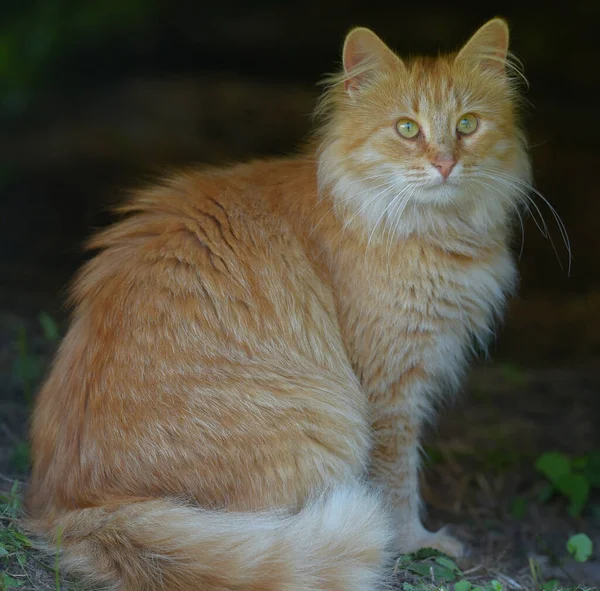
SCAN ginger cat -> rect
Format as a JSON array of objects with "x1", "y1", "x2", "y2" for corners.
[{"x1": 27, "y1": 19, "x2": 531, "y2": 591}]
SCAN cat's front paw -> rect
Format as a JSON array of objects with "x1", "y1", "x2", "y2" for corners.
[{"x1": 395, "y1": 526, "x2": 467, "y2": 558}]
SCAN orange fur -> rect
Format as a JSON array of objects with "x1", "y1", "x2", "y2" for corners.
[{"x1": 27, "y1": 19, "x2": 531, "y2": 590}]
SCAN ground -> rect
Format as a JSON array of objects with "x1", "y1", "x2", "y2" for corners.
[{"x1": 1, "y1": 309, "x2": 598, "y2": 590}]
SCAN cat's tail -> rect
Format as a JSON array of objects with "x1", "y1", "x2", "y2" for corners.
[{"x1": 28, "y1": 483, "x2": 393, "y2": 591}]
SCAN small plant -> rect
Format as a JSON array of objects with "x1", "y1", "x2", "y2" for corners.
[
  {"x1": 37, "y1": 312, "x2": 60, "y2": 344},
  {"x1": 535, "y1": 451, "x2": 600, "y2": 516},
  {"x1": 0, "y1": 481, "x2": 31, "y2": 589},
  {"x1": 396, "y1": 548, "x2": 462, "y2": 583},
  {"x1": 453, "y1": 581, "x2": 502, "y2": 591},
  {"x1": 566, "y1": 533, "x2": 593, "y2": 563},
  {"x1": 395, "y1": 549, "x2": 507, "y2": 591},
  {"x1": 528, "y1": 533, "x2": 594, "y2": 591}
]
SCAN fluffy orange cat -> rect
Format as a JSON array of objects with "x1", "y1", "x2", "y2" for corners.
[{"x1": 27, "y1": 19, "x2": 531, "y2": 590}]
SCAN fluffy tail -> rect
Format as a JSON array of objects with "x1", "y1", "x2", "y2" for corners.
[{"x1": 30, "y1": 484, "x2": 393, "y2": 591}]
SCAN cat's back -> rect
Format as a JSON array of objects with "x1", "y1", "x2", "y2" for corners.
[
  {"x1": 29, "y1": 156, "x2": 367, "y2": 513},
  {"x1": 53, "y1": 156, "x2": 338, "y2": 380},
  {"x1": 73, "y1": 157, "x2": 323, "y2": 328}
]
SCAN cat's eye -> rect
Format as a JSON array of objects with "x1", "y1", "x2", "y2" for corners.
[
  {"x1": 457, "y1": 113, "x2": 478, "y2": 136},
  {"x1": 396, "y1": 118, "x2": 420, "y2": 139}
]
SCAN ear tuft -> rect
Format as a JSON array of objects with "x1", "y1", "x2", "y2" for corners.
[
  {"x1": 456, "y1": 18, "x2": 510, "y2": 73},
  {"x1": 342, "y1": 27, "x2": 402, "y2": 93}
]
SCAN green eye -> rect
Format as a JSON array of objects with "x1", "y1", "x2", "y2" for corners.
[
  {"x1": 457, "y1": 113, "x2": 478, "y2": 135},
  {"x1": 396, "y1": 118, "x2": 420, "y2": 139}
]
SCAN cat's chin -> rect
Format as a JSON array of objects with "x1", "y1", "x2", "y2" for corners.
[{"x1": 414, "y1": 181, "x2": 465, "y2": 206}]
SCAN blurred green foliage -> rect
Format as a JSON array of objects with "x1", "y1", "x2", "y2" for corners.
[
  {"x1": 535, "y1": 451, "x2": 600, "y2": 517},
  {"x1": 0, "y1": 0, "x2": 157, "y2": 118}
]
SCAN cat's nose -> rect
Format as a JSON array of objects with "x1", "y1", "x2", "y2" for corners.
[{"x1": 432, "y1": 157, "x2": 457, "y2": 180}]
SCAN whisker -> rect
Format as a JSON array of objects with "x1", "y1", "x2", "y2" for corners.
[
  {"x1": 312, "y1": 185, "x2": 394, "y2": 260},
  {"x1": 475, "y1": 171, "x2": 549, "y2": 238},
  {"x1": 470, "y1": 177, "x2": 526, "y2": 261},
  {"x1": 366, "y1": 183, "x2": 415, "y2": 253},
  {"x1": 306, "y1": 175, "x2": 399, "y2": 236},
  {"x1": 385, "y1": 187, "x2": 416, "y2": 261},
  {"x1": 486, "y1": 168, "x2": 572, "y2": 275}
]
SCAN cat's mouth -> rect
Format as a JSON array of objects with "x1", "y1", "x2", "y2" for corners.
[
  {"x1": 413, "y1": 177, "x2": 465, "y2": 205},
  {"x1": 421, "y1": 176, "x2": 461, "y2": 191}
]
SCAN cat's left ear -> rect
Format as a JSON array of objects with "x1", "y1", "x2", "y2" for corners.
[
  {"x1": 455, "y1": 18, "x2": 510, "y2": 73},
  {"x1": 342, "y1": 28, "x2": 403, "y2": 94}
]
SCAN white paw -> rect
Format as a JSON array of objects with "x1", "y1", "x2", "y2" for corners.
[{"x1": 395, "y1": 525, "x2": 467, "y2": 558}]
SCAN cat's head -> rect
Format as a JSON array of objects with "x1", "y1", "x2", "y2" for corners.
[{"x1": 317, "y1": 19, "x2": 531, "y2": 236}]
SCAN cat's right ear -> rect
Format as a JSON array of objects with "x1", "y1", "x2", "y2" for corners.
[{"x1": 342, "y1": 28, "x2": 403, "y2": 94}]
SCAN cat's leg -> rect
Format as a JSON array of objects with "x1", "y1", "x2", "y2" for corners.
[{"x1": 369, "y1": 403, "x2": 465, "y2": 557}]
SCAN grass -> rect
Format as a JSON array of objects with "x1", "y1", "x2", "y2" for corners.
[
  {"x1": 0, "y1": 479, "x2": 50, "y2": 590},
  {"x1": 391, "y1": 546, "x2": 596, "y2": 591},
  {"x1": 0, "y1": 478, "x2": 83, "y2": 591}
]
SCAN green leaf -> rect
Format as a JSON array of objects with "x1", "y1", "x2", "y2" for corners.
[
  {"x1": 554, "y1": 473, "x2": 590, "y2": 516},
  {"x1": 537, "y1": 482, "x2": 555, "y2": 504},
  {"x1": 10, "y1": 442, "x2": 30, "y2": 473},
  {"x1": 542, "y1": 579, "x2": 559, "y2": 591},
  {"x1": 12, "y1": 353, "x2": 42, "y2": 384},
  {"x1": 435, "y1": 556, "x2": 461, "y2": 574},
  {"x1": 567, "y1": 533, "x2": 593, "y2": 562},
  {"x1": 1, "y1": 572, "x2": 25, "y2": 587},
  {"x1": 510, "y1": 496, "x2": 528, "y2": 520},
  {"x1": 454, "y1": 581, "x2": 472, "y2": 591},
  {"x1": 409, "y1": 547, "x2": 446, "y2": 560},
  {"x1": 38, "y1": 311, "x2": 60, "y2": 342},
  {"x1": 0, "y1": 544, "x2": 9, "y2": 555},
  {"x1": 10, "y1": 532, "x2": 31, "y2": 548},
  {"x1": 406, "y1": 563, "x2": 432, "y2": 577},
  {"x1": 535, "y1": 452, "x2": 571, "y2": 485},
  {"x1": 488, "y1": 581, "x2": 502, "y2": 591},
  {"x1": 583, "y1": 451, "x2": 600, "y2": 488},
  {"x1": 406, "y1": 562, "x2": 457, "y2": 581}
]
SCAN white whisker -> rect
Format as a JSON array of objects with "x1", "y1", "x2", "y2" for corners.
[
  {"x1": 470, "y1": 177, "x2": 526, "y2": 260},
  {"x1": 366, "y1": 183, "x2": 415, "y2": 254},
  {"x1": 478, "y1": 168, "x2": 572, "y2": 275}
]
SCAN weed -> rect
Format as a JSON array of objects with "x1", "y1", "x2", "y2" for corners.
[
  {"x1": 0, "y1": 481, "x2": 31, "y2": 588},
  {"x1": 566, "y1": 534, "x2": 593, "y2": 563},
  {"x1": 535, "y1": 451, "x2": 600, "y2": 516},
  {"x1": 395, "y1": 549, "x2": 511, "y2": 591}
]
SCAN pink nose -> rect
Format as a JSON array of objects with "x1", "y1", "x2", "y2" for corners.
[{"x1": 432, "y1": 157, "x2": 457, "y2": 180}]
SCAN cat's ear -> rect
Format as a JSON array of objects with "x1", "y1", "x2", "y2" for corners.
[
  {"x1": 342, "y1": 28, "x2": 403, "y2": 93},
  {"x1": 455, "y1": 18, "x2": 510, "y2": 73}
]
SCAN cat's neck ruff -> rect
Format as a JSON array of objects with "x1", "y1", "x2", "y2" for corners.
[{"x1": 317, "y1": 150, "x2": 519, "y2": 251}]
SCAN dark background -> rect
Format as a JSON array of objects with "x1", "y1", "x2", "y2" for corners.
[
  {"x1": 1, "y1": 3, "x2": 599, "y2": 586},
  {"x1": 1, "y1": 1, "x2": 598, "y2": 364}
]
